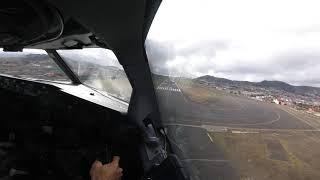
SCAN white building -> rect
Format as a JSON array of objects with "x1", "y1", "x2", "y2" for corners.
[{"x1": 273, "y1": 99, "x2": 280, "y2": 104}]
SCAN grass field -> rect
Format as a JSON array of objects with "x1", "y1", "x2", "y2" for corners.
[
  {"x1": 151, "y1": 75, "x2": 219, "y2": 104},
  {"x1": 210, "y1": 131, "x2": 320, "y2": 180},
  {"x1": 177, "y1": 80, "x2": 225, "y2": 104}
]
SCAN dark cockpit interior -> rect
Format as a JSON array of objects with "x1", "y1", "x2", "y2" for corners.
[
  {"x1": 0, "y1": 0, "x2": 189, "y2": 179},
  {"x1": 0, "y1": 75, "x2": 142, "y2": 180}
]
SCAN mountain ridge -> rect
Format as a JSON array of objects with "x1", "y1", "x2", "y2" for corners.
[{"x1": 195, "y1": 75, "x2": 320, "y2": 96}]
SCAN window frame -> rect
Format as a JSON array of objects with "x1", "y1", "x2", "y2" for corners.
[
  {"x1": 0, "y1": 48, "x2": 132, "y2": 107},
  {"x1": 46, "y1": 49, "x2": 81, "y2": 84}
]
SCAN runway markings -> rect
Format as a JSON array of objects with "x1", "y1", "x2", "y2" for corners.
[
  {"x1": 164, "y1": 123, "x2": 320, "y2": 132},
  {"x1": 279, "y1": 106, "x2": 320, "y2": 130},
  {"x1": 156, "y1": 79, "x2": 182, "y2": 92},
  {"x1": 156, "y1": 86, "x2": 181, "y2": 92},
  {"x1": 207, "y1": 133, "x2": 214, "y2": 143}
]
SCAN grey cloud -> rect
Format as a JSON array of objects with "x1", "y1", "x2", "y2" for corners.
[
  {"x1": 215, "y1": 51, "x2": 320, "y2": 76},
  {"x1": 296, "y1": 25, "x2": 320, "y2": 35},
  {"x1": 212, "y1": 51, "x2": 320, "y2": 86},
  {"x1": 215, "y1": 63, "x2": 275, "y2": 75},
  {"x1": 272, "y1": 51, "x2": 320, "y2": 70},
  {"x1": 145, "y1": 39, "x2": 229, "y2": 76},
  {"x1": 145, "y1": 40, "x2": 174, "y2": 62},
  {"x1": 145, "y1": 40, "x2": 320, "y2": 87},
  {"x1": 176, "y1": 40, "x2": 228, "y2": 58},
  {"x1": 145, "y1": 40, "x2": 174, "y2": 75}
]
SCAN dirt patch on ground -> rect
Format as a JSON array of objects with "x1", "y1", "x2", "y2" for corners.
[
  {"x1": 177, "y1": 81, "x2": 223, "y2": 104},
  {"x1": 265, "y1": 139, "x2": 288, "y2": 161}
]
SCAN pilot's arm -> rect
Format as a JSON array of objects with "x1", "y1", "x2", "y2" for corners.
[{"x1": 90, "y1": 156, "x2": 123, "y2": 180}]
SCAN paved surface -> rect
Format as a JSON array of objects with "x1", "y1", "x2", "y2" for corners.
[
  {"x1": 156, "y1": 79, "x2": 313, "y2": 129},
  {"x1": 155, "y1": 79, "x2": 319, "y2": 180}
]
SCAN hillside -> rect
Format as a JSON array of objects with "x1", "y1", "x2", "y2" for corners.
[{"x1": 195, "y1": 75, "x2": 320, "y2": 97}]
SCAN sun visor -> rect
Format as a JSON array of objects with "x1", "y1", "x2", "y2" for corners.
[{"x1": 0, "y1": 0, "x2": 63, "y2": 51}]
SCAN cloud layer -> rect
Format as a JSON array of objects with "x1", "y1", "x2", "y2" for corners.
[
  {"x1": 145, "y1": 0, "x2": 320, "y2": 87},
  {"x1": 146, "y1": 39, "x2": 320, "y2": 87}
]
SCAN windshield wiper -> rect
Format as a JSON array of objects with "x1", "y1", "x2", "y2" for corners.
[{"x1": 46, "y1": 49, "x2": 81, "y2": 85}]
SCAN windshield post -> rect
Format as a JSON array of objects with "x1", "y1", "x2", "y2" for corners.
[{"x1": 46, "y1": 49, "x2": 81, "y2": 85}]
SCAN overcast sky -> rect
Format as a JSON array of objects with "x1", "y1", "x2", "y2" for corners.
[{"x1": 145, "y1": 0, "x2": 320, "y2": 87}]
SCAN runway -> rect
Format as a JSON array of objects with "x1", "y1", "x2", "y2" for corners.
[
  {"x1": 155, "y1": 78, "x2": 320, "y2": 179},
  {"x1": 156, "y1": 79, "x2": 314, "y2": 130}
]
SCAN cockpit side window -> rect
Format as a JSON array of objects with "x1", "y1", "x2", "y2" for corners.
[
  {"x1": 57, "y1": 48, "x2": 132, "y2": 103},
  {"x1": 0, "y1": 49, "x2": 71, "y2": 83}
]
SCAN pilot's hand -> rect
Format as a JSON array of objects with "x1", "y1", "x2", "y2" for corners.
[{"x1": 90, "y1": 156, "x2": 123, "y2": 180}]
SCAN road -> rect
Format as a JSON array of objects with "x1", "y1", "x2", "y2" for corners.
[{"x1": 155, "y1": 78, "x2": 320, "y2": 180}]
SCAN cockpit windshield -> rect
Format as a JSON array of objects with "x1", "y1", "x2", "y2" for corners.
[
  {"x1": 57, "y1": 48, "x2": 132, "y2": 102},
  {"x1": 146, "y1": 0, "x2": 320, "y2": 179}
]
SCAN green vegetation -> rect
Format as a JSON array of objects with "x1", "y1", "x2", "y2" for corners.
[{"x1": 209, "y1": 132, "x2": 320, "y2": 180}]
